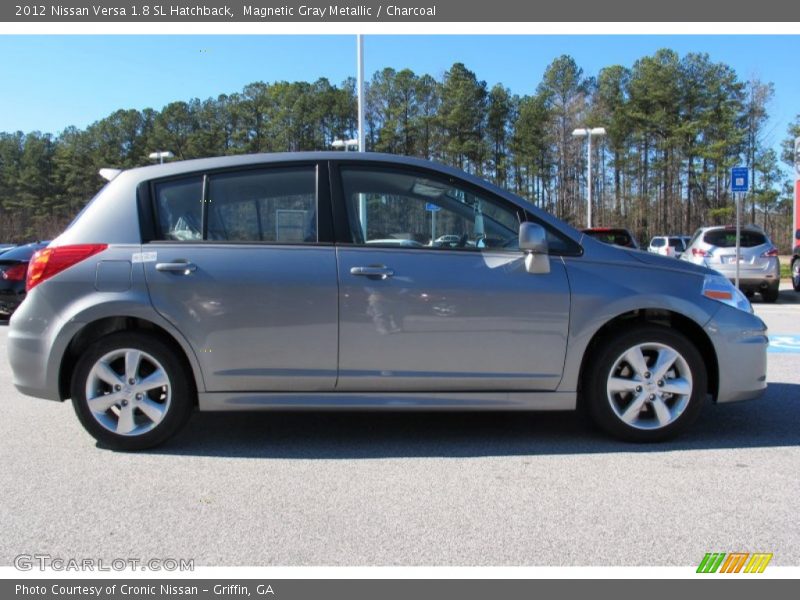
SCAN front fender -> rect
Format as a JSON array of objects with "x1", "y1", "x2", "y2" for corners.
[{"x1": 558, "y1": 258, "x2": 722, "y2": 393}]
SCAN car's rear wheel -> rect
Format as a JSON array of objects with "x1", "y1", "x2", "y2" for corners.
[
  {"x1": 71, "y1": 332, "x2": 194, "y2": 451},
  {"x1": 762, "y1": 284, "x2": 779, "y2": 303},
  {"x1": 584, "y1": 325, "x2": 707, "y2": 442},
  {"x1": 792, "y1": 259, "x2": 800, "y2": 292}
]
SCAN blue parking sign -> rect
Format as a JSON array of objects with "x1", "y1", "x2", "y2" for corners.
[{"x1": 731, "y1": 167, "x2": 749, "y2": 192}]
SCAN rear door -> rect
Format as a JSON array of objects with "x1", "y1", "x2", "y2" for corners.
[
  {"x1": 332, "y1": 163, "x2": 572, "y2": 392},
  {"x1": 142, "y1": 162, "x2": 338, "y2": 392}
]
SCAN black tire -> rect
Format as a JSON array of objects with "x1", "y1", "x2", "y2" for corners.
[
  {"x1": 792, "y1": 259, "x2": 800, "y2": 292},
  {"x1": 761, "y1": 285, "x2": 779, "y2": 303},
  {"x1": 71, "y1": 331, "x2": 195, "y2": 451},
  {"x1": 584, "y1": 325, "x2": 707, "y2": 442}
]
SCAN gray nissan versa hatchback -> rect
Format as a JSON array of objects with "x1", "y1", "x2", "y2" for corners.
[{"x1": 7, "y1": 153, "x2": 768, "y2": 450}]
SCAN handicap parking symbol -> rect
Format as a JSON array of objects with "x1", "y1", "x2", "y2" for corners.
[{"x1": 768, "y1": 335, "x2": 800, "y2": 353}]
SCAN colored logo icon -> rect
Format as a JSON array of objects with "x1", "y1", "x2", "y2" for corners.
[{"x1": 697, "y1": 552, "x2": 773, "y2": 573}]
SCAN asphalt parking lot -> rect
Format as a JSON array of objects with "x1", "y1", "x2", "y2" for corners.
[{"x1": 0, "y1": 286, "x2": 798, "y2": 567}]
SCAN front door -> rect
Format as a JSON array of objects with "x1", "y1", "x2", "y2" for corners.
[{"x1": 334, "y1": 164, "x2": 571, "y2": 392}]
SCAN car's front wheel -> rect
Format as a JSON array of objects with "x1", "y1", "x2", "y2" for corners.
[
  {"x1": 71, "y1": 332, "x2": 194, "y2": 450},
  {"x1": 584, "y1": 325, "x2": 707, "y2": 442},
  {"x1": 792, "y1": 259, "x2": 800, "y2": 292}
]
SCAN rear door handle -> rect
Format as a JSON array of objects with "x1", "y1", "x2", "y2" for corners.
[
  {"x1": 156, "y1": 261, "x2": 197, "y2": 274},
  {"x1": 350, "y1": 266, "x2": 394, "y2": 280}
]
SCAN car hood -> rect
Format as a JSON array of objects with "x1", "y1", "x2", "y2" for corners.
[
  {"x1": 578, "y1": 234, "x2": 714, "y2": 278},
  {"x1": 625, "y1": 249, "x2": 715, "y2": 276}
]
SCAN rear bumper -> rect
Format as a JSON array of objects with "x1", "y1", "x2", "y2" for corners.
[
  {"x1": 705, "y1": 305, "x2": 768, "y2": 404},
  {"x1": 0, "y1": 288, "x2": 24, "y2": 316},
  {"x1": 710, "y1": 260, "x2": 780, "y2": 290},
  {"x1": 732, "y1": 279, "x2": 779, "y2": 293},
  {"x1": 7, "y1": 292, "x2": 79, "y2": 402}
]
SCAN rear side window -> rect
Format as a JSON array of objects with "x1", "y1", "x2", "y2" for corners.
[
  {"x1": 650, "y1": 238, "x2": 665, "y2": 247},
  {"x1": 208, "y1": 168, "x2": 316, "y2": 243},
  {"x1": 152, "y1": 167, "x2": 317, "y2": 243},
  {"x1": 154, "y1": 177, "x2": 203, "y2": 241},
  {"x1": 703, "y1": 230, "x2": 767, "y2": 248}
]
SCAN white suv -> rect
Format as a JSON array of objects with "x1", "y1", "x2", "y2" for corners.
[
  {"x1": 648, "y1": 236, "x2": 687, "y2": 258},
  {"x1": 680, "y1": 225, "x2": 780, "y2": 302}
]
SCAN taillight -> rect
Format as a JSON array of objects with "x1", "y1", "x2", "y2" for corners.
[
  {"x1": 762, "y1": 247, "x2": 779, "y2": 257},
  {"x1": 1, "y1": 264, "x2": 27, "y2": 281},
  {"x1": 26, "y1": 244, "x2": 107, "y2": 292},
  {"x1": 692, "y1": 248, "x2": 706, "y2": 257}
]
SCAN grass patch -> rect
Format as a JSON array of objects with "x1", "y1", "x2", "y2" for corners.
[{"x1": 781, "y1": 262, "x2": 792, "y2": 280}]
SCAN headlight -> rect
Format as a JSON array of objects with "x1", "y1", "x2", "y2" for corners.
[{"x1": 702, "y1": 274, "x2": 752, "y2": 313}]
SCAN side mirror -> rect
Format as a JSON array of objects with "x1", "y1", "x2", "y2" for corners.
[
  {"x1": 795, "y1": 229, "x2": 800, "y2": 241},
  {"x1": 519, "y1": 222, "x2": 550, "y2": 274}
]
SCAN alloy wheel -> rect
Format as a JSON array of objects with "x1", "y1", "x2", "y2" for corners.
[
  {"x1": 605, "y1": 342, "x2": 693, "y2": 431},
  {"x1": 84, "y1": 348, "x2": 172, "y2": 436}
]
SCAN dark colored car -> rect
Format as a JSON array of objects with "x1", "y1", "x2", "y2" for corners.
[
  {"x1": 0, "y1": 242, "x2": 49, "y2": 317},
  {"x1": 581, "y1": 227, "x2": 640, "y2": 249}
]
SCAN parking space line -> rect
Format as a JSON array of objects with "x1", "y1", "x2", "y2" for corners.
[{"x1": 768, "y1": 335, "x2": 800, "y2": 353}]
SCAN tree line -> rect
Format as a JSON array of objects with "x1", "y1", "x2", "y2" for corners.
[{"x1": 1, "y1": 49, "x2": 798, "y2": 249}]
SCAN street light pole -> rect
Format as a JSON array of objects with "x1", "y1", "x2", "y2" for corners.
[
  {"x1": 357, "y1": 34, "x2": 365, "y2": 155},
  {"x1": 587, "y1": 132, "x2": 593, "y2": 229},
  {"x1": 571, "y1": 127, "x2": 606, "y2": 228}
]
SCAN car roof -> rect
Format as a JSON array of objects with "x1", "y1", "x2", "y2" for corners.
[
  {"x1": 121, "y1": 152, "x2": 478, "y2": 187},
  {"x1": 697, "y1": 225, "x2": 764, "y2": 232}
]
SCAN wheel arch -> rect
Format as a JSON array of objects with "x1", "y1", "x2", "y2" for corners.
[
  {"x1": 59, "y1": 315, "x2": 203, "y2": 403},
  {"x1": 576, "y1": 309, "x2": 719, "y2": 407}
]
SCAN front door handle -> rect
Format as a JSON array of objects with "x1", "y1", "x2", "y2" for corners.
[
  {"x1": 156, "y1": 261, "x2": 197, "y2": 275},
  {"x1": 350, "y1": 265, "x2": 394, "y2": 280}
]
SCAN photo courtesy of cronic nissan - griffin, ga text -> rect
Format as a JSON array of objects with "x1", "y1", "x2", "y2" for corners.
[{"x1": 6, "y1": 153, "x2": 768, "y2": 450}]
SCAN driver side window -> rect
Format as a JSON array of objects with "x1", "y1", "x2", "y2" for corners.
[{"x1": 340, "y1": 167, "x2": 521, "y2": 250}]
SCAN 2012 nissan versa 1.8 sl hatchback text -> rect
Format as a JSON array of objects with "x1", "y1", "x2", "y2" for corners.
[{"x1": 8, "y1": 153, "x2": 768, "y2": 450}]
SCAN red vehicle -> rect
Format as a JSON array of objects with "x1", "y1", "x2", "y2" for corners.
[{"x1": 791, "y1": 229, "x2": 800, "y2": 292}]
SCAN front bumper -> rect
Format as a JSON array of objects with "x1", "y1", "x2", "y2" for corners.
[{"x1": 705, "y1": 304, "x2": 768, "y2": 403}]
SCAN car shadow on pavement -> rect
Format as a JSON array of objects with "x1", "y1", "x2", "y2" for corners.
[{"x1": 149, "y1": 382, "x2": 800, "y2": 459}]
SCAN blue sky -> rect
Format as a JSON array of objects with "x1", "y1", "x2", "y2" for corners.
[{"x1": 1, "y1": 35, "x2": 798, "y2": 154}]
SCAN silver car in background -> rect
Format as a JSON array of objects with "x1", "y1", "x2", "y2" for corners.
[
  {"x1": 7, "y1": 153, "x2": 768, "y2": 450},
  {"x1": 680, "y1": 225, "x2": 781, "y2": 302}
]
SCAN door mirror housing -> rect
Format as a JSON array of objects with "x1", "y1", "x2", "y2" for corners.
[
  {"x1": 795, "y1": 229, "x2": 800, "y2": 241},
  {"x1": 519, "y1": 222, "x2": 550, "y2": 274}
]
